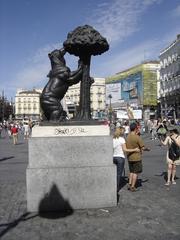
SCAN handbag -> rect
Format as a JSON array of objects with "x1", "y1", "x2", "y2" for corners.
[
  {"x1": 157, "y1": 127, "x2": 167, "y2": 135},
  {"x1": 168, "y1": 137, "x2": 180, "y2": 161}
]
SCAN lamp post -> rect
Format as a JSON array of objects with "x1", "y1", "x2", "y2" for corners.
[
  {"x1": 2, "y1": 90, "x2": 5, "y2": 122},
  {"x1": 108, "y1": 94, "x2": 112, "y2": 123}
]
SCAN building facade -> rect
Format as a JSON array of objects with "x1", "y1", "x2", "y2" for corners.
[
  {"x1": 15, "y1": 89, "x2": 42, "y2": 120},
  {"x1": 106, "y1": 61, "x2": 160, "y2": 120},
  {"x1": 159, "y1": 34, "x2": 180, "y2": 119},
  {"x1": 65, "y1": 78, "x2": 106, "y2": 119}
]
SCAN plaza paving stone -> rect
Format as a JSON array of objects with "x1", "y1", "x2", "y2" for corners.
[{"x1": 0, "y1": 131, "x2": 180, "y2": 240}]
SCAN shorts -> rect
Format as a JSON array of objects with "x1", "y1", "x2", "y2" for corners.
[
  {"x1": 166, "y1": 152, "x2": 180, "y2": 165},
  {"x1": 128, "y1": 161, "x2": 142, "y2": 174}
]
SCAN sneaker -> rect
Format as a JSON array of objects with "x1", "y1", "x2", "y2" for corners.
[
  {"x1": 165, "y1": 181, "x2": 170, "y2": 186},
  {"x1": 172, "y1": 181, "x2": 176, "y2": 185}
]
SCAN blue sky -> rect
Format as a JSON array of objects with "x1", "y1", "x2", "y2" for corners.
[{"x1": 0, "y1": 0, "x2": 180, "y2": 99}]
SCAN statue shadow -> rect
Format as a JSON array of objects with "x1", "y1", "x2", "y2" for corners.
[
  {"x1": 38, "y1": 183, "x2": 74, "y2": 219},
  {"x1": 0, "y1": 184, "x2": 74, "y2": 237}
]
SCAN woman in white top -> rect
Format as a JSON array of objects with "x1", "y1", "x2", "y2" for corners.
[
  {"x1": 161, "y1": 128, "x2": 180, "y2": 186},
  {"x1": 113, "y1": 127, "x2": 139, "y2": 192}
]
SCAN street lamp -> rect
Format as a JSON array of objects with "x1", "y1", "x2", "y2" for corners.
[
  {"x1": 2, "y1": 90, "x2": 5, "y2": 122},
  {"x1": 108, "y1": 94, "x2": 112, "y2": 123}
]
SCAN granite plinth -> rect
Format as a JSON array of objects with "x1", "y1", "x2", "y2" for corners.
[
  {"x1": 26, "y1": 125, "x2": 117, "y2": 212},
  {"x1": 39, "y1": 119, "x2": 107, "y2": 126},
  {"x1": 31, "y1": 124, "x2": 109, "y2": 137}
]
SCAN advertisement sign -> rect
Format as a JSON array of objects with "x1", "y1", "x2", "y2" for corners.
[
  {"x1": 106, "y1": 83, "x2": 121, "y2": 104},
  {"x1": 116, "y1": 109, "x2": 142, "y2": 120},
  {"x1": 121, "y1": 72, "x2": 142, "y2": 101},
  {"x1": 106, "y1": 72, "x2": 143, "y2": 106}
]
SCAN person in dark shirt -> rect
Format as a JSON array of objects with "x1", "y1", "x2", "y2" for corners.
[{"x1": 126, "y1": 122, "x2": 150, "y2": 191}]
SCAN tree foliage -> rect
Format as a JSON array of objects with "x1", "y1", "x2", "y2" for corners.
[{"x1": 63, "y1": 25, "x2": 109, "y2": 57}]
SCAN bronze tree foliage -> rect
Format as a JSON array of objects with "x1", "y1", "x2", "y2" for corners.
[{"x1": 63, "y1": 25, "x2": 109, "y2": 120}]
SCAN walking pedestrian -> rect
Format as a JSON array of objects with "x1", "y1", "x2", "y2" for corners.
[
  {"x1": 161, "y1": 128, "x2": 180, "y2": 186},
  {"x1": 151, "y1": 119, "x2": 158, "y2": 140},
  {"x1": 123, "y1": 121, "x2": 130, "y2": 138},
  {"x1": 7, "y1": 124, "x2": 12, "y2": 138},
  {"x1": 23, "y1": 122, "x2": 30, "y2": 139},
  {"x1": 28, "y1": 119, "x2": 33, "y2": 137},
  {"x1": 126, "y1": 122, "x2": 150, "y2": 192},
  {"x1": 11, "y1": 124, "x2": 18, "y2": 145},
  {"x1": 157, "y1": 120, "x2": 168, "y2": 143},
  {"x1": 113, "y1": 127, "x2": 140, "y2": 192}
]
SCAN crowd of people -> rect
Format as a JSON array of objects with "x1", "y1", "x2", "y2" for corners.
[
  {"x1": 112, "y1": 118, "x2": 180, "y2": 193},
  {"x1": 1, "y1": 116, "x2": 180, "y2": 193},
  {"x1": 0, "y1": 119, "x2": 34, "y2": 145}
]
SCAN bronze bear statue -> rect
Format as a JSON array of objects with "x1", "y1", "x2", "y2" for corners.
[{"x1": 40, "y1": 48, "x2": 83, "y2": 121}]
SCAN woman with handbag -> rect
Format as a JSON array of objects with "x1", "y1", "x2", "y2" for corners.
[{"x1": 161, "y1": 128, "x2": 180, "y2": 186}]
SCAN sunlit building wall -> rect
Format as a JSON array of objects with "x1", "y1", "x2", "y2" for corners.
[
  {"x1": 159, "y1": 34, "x2": 180, "y2": 118},
  {"x1": 15, "y1": 89, "x2": 42, "y2": 120},
  {"x1": 65, "y1": 78, "x2": 106, "y2": 118}
]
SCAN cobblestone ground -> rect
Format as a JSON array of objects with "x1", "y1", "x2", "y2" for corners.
[{"x1": 0, "y1": 131, "x2": 180, "y2": 240}]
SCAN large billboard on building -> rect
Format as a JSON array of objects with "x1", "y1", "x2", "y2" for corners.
[
  {"x1": 116, "y1": 109, "x2": 142, "y2": 119},
  {"x1": 106, "y1": 82, "x2": 121, "y2": 104},
  {"x1": 106, "y1": 72, "x2": 143, "y2": 107}
]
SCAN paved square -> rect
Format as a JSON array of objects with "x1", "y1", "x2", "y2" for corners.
[{"x1": 0, "y1": 132, "x2": 180, "y2": 240}]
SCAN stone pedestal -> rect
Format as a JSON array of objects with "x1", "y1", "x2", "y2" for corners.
[{"x1": 26, "y1": 125, "x2": 117, "y2": 212}]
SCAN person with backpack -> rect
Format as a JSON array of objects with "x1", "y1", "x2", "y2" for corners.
[
  {"x1": 161, "y1": 128, "x2": 180, "y2": 186},
  {"x1": 157, "y1": 120, "x2": 168, "y2": 143}
]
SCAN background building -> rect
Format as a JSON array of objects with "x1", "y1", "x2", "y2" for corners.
[
  {"x1": 106, "y1": 61, "x2": 160, "y2": 120},
  {"x1": 15, "y1": 89, "x2": 42, "y2": 120},
  {"x1": 159, "y1": 34, "x2": 180, "y2": 119},
  {"x1": 65, "y1": 78, "x2": 106, "y2": 119},
  {"x1": 0, "y1": 91, "x2": 14, "y2": 122}
]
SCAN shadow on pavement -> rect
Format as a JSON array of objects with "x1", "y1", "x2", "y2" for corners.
[
  {"x1": 0, "y1": 212, "x2": 38, "y2": 238},
  {"x1": 136, "y1": 178, "x2": 149, "y2": 188},
  {"x1": 38, "y1": 183, "x2": 74, "y2": 219},
  {"x1": 117, "y1": 178, "x2": 149, "y2": 203},
  {"x1": 119, "y1": 177, "x2": 149, "y2": 190},
  {"x1": 0, "y1": 156, "x2": 14, "y2": 162},
  {"x1": 15, "y1": 142, "x2": 25, "y2": 145},
  {"x1": 0, "y1": 185, "x2": 74, "y2": 237},
  {"x1": 155, "y1": 171, "x2": 168, "y2": 181},
  {"x1": 155, "y1": 171, "x2": 179, "y2": 182},
  {"x1": 119, "y1": 177, "x2": 128, "y2": 191}
]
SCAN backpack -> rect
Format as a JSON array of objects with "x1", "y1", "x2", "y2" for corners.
[
  {"x1": 168, "y1": 137, "x2": 180, "y2": 161},
  {"x1": 157, "y1": 127, "x2": 167, "y2": 135}
]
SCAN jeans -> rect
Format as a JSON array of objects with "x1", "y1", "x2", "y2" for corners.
[{"x1": 113, "y1": 157, "x2": 125, "y2": 191}]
